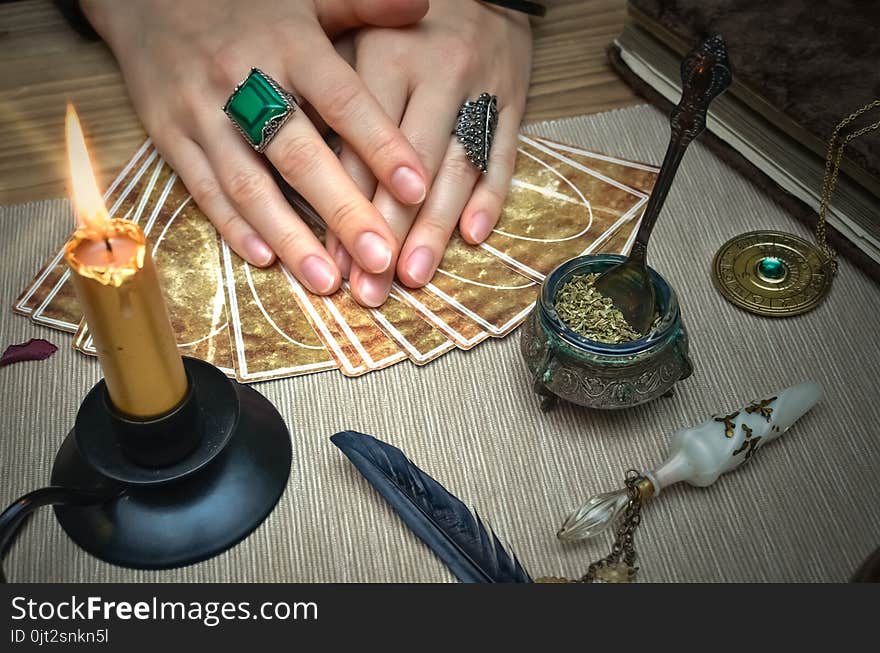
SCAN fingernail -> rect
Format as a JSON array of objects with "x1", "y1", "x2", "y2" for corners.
[
  {"x1": 243, "y1": 234, "x2": 274, "y2": 266},
  {"x1": 300, "y1": 255, "x2": 336, "y2": 294},
  {"x1": 391, "y1": 166, "x2": 427, "y2": 204},
  {"x1": 405, "y1": 246, "x2": 435, "y2": 286},
  {"x1": 354, "y1": 231, "x2": 392, "y2": 273},
  {"x1": 467, "y1": 211, "x2": 495, "y2": 243},
  {"x1": 356, "y1": 273, "x2": 391, "y2": 308},
  {"x1": 332, "y1": 243, "x2": 352, "y2": 279}
]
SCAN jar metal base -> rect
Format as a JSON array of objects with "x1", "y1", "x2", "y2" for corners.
[
  {"x1": 521, "y1": 254, "x2": 694, "y2": 411},
  {"x1": 522, "y1": 315, "x2": 692, "y2": 411}
]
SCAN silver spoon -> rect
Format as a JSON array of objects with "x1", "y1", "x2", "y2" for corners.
[{"x1": 595, "y1": 35, "x2": 732, "y2": 334}]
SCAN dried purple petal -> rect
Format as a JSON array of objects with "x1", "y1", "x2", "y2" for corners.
[{"x1": 0, "y1": 338, "x2": 58, "y2": 367}]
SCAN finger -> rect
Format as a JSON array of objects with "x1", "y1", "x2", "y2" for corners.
[
  {"x1": 339, "y1": 148, "x2": 378, "y2": 202},
  {"x1": 324, "y1": 141, "x2": 364, "y2": 280},
  {"x1": 331, "y1": 145, "x2": 373, "y2": 281},
  {"x1": 356, "y1": 44, "x2": 411, "y2": 123},
  {"x1": 324, "y1": 231, "x2": 352, "y2": 279},
  {"x1": 161, "y1": 135, "x2": 275, "y2": 266},
  {"x1": 198, "y1": 116, "x2": 340, "y2": 295},
  {"x1": 345, "y1": 187, "x2": 405, "y2": 306},
  {"x1": 260, "y1": 94, "x2": 399, "y2": 275},
  {"x1": 287, "y1": 41, "x2": 428, "y2": 205},
  {"x1": 335, "y1": 61, "x2": 410, "y2": 286},
  {"x1": 334, "y1": 33, "x2": 356, "y2": 68},
  {"x1": 460, "y1": 106, "x2": 521, "y2": 244},
  {"x1": 397, "y1": 140, "x2": 481, "y2": 288},
  {"x1": 316, "y1": 0, "x2": 429, "y2": 34},
  {"x1": 347, "y1": 88, "x2": 463, "y2": 306},
  {"x1": 301, "y1": 101, "x2": 329, "y2": 137},
  {"x1": 337, "y1": 56, "x2": 409, "y2": 201}
]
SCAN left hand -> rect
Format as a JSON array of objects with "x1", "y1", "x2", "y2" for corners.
[{"x1": 326, "y1": 1, "x2": 532, "y2": 306}]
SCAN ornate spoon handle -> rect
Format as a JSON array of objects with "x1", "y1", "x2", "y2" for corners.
[{"x1": 629, "y1": 35, "x2": 732, "y2": 264}]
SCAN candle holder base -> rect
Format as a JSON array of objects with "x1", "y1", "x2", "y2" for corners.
[{"x1": 49, "y1": 358, "x2": 291, "y2": 570}]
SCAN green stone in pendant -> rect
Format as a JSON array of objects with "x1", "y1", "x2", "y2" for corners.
[
  {"x1": 758, "y1": 256, "x2": 786, "y2": 280},
  {"x1": 224, "y1": 69, "x2": 290, "y2": 147}
]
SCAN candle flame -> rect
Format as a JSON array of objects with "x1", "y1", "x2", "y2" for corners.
[{"x1": 65, "y1": 103, "x2": 110, "y2": 237}]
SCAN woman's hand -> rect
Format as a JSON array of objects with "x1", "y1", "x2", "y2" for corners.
[
  {"x1": 81, "y1": 0, "x2": 430, "y2": 295},
  {"x1": 326, "y1": 1, "x2": 532, "y2": 306}
]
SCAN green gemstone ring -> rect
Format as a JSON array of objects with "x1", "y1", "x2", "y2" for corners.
[{"x1": 223, "y1": 68, "x2": 297, "y2": 153}]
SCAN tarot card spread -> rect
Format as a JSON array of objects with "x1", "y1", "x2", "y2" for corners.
[{"x1": 15, "y1": 136, "x2": 658, "y2": 383}]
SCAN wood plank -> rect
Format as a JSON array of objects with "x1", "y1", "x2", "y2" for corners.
[{"x1": 0, "y1": 0, "x2": 638, "y2": 204}]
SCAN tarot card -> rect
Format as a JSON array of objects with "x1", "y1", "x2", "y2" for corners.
[
  {"x1": 395, "y1": 232, "x2": 539, "y2": 341},
  {"x1": 532, "y1": 138, "x2": 658, "y2": 256},
  {"x1": 261, "y1": 217, "x2": 412, "y2": 374},
  {"x1": 281, "y1": 270, "x2": 369, "y2": 377},
  {"x1": 14, "y1": 141, "x2": 159, "y2": 320},
  {"x1": 392, "y1": 281, "x2": 489, "y2": 350},
  {"x1": 283, "y1": 271, "x2": 406, "y2": 377},
  {"x1": 529, "y1": 136, "x2": 659, "y2": 195},
  {"x1": 275, "y1": 182, "x2": 456, "y2": 364},
  {"x1": 477, "y1": 134, "x2": 656, "y2": 281},
  {"x1": 322, "y1": 284, "x2": 408, "y2": 372},
  {"x1": 368, "y1": 291, "x2": 454, "y2": 365},
  {"x1": 220, "y1": 241, "x2": 337, "y2": 382}
]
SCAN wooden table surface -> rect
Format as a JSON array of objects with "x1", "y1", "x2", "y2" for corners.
[{"x1": 0, "y1": 0, "x2": 639, "y2": 205}]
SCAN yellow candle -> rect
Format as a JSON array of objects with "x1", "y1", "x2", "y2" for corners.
[{"x1": 63, "y1": 104, "x2": 187, "y2": 418}]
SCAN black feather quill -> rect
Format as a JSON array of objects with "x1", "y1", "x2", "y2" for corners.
[{"x1": 330, "y1": 431, "x2": 532, "y2": 583}]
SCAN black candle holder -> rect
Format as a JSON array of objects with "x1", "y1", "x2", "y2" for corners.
[{"x1": 3, "y1": 357, "x2": 291, "y2": 574}]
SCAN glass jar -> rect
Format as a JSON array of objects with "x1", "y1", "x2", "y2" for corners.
[{"x1": 520, "y1": 254, "x2": 693, "y2": 411}]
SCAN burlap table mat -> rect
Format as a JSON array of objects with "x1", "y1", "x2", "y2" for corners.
[{"x1": 2, "y1": 105, "x2": 878, "y2": 583}]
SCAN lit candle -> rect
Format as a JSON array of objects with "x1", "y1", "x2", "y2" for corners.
[{"x1": 63, "y1": 104, "x2": 187, "y2": 418}]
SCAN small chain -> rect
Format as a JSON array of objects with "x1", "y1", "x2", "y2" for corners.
[
  {"x1": 580, "y1": 470, "x2": 644, "y2": 583},
  {"x1": 816, "y1": 99, "x2": 880, "y2": 273}
]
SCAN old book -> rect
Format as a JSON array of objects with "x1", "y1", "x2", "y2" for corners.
[{"x1": 610, "y1": 0, "x2": 880, "y2": 280}]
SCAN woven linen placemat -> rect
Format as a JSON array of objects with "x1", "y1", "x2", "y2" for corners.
[{"x1": 2, "y1": 105, "x2": 879, "y2": 582}]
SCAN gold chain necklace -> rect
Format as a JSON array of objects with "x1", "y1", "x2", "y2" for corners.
[{"x1": 815, "y1": 99, "x2": 880, "y2": 272}]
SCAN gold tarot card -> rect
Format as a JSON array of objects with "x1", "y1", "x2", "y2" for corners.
[
  {"x1": 220, "y1": 240, "x2": 337, "y2": 382},
  {"x1": 368, "y1": 291, "x2": 454, "y2": 365},
  {"x1": 283, "y1": 222, "x2": 414, "y2": 373},
  {"x1": 478, "y1": 135, "x2": 657, "y2": 281},
  {"x1": 395, "y1": 232, "x2": 539, "y2": 340},
  {"x1": 282, "y1": 270, "x2": 370, "y2": 377},
  {"x1": 392, "y1": 281, "x2": 489, "y2": 350},
  {"x1": 528, "y1": 136, "x2": 658, "y2": 194},
  {"x1": 283, "y1": 270, "x2": 406, "y2": 377}
]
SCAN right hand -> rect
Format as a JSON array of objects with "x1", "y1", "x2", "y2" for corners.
[{"x1": 81, "y1": 0, "x2": 430, "y2": 295}]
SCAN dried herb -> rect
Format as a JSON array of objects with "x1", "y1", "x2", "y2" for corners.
[
  {"x1": 0, "y1": 338, "x2": 58, "y2": 367},
  {"x1": 554, "y1": 274, "x2": 657, "y2": 344}
]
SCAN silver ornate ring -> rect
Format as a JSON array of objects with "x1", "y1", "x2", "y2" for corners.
[
  {"x1": 454, "y1": 93, "x2": 498, "y2": 173},
  {"x1": 223, "y1": 68, "x2": 298, "y2": 153}
]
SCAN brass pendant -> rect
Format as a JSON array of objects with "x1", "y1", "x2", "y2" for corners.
[{"x1": 712, "y1": 230, "x2": 834, "y2": 317}]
